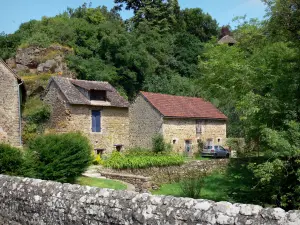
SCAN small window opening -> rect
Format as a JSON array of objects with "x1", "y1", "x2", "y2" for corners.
[
  {"x1": 90, "y1": 90, "x2": 106, "y2": 101},
  {"x1": 114, "y1": 144, "x2": 123, "y2": 152},
  {"x1": 94, "y1": 148, "x2": 105, "y2": 156}
]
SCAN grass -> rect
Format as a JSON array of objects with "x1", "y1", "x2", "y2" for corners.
[
  {"x1": 151, "y1": 171, "x2": 231, "y2": 202},
  {"x1": 76, "y1": 176, "x2": 127, "y2": 190}
]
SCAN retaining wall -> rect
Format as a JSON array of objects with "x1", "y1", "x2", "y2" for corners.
[
  {"x1": 0, "y1": 174, "x2": 299, "y2": 225},
  {"x1": 100, "y1": 159, "x2": 229, "y2": 186}
]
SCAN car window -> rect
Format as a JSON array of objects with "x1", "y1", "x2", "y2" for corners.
[
  {"x1": 214, "y1": 146, "x2": 219, "y2": 150},
  {"x1": 219, "y1": 146, "x2": 225, "y2": 151}
]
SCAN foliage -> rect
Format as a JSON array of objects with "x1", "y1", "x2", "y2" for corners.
[
  {"x1": 103, "y1": 151, "x2": 184, "y2": 169},
  {"x1": 179, "y1": 172, "x2": 206, "y2": 198},
  {"x1": 226, "y1": 138, "x2": 245, "y2": 157},
  {"x1": 22, "y1": 132, "x2": 92, "y2": 183},
  {"x1": 0, "y1": 144, "x2": 23, "y2": 175},
  {"x1": 152, "y1": 134, "x2": 172, "y2": 154},
  {"x1": 124, "y1": 147, "x2": 154, "y2": 156},
  {"x1": 92, "y1": 154, "x2": 104, "y2": 165},
  {"x1": 76, "y1": 176, "x2": 127, "y2": 190},
  {"x1": 22, "y1": 96, "x2": 51, "y2": 144},
  {"x1": 197, "y1": 139, "x2": 204, "y2": 157},
  {"x1": 0, "y1": 2, "x2": 217, "y2": 100}
]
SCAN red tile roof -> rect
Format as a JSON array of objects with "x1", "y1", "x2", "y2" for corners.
[{"x1": 140, "y1": 91, "x2": 227, "y2": 120}]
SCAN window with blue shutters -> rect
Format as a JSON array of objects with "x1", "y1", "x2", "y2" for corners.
[{"x1": 92, "y1": 110, "x2": 101, "y2": 132}]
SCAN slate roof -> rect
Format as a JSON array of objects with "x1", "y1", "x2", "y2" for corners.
[
  {"x1": 49, "y1": 77, "x2": 129, "y2": 107},
  {"x1": 140, "y1": 91, "x2": 227, "y2": 120},
  {"x1": 218, "y1": 35, "x2": 237, "y2": 44}
]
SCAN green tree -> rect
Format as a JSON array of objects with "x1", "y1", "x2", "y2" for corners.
[{"x1": 180, "y1": 8, "x2": 218, "y2": 42}]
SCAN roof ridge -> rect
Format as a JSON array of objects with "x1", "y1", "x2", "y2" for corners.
[
  {"x1": 140, "y1": 91, "x2": 207, "y2": 101},
  {"x1": 0, "y1": 58, "x2": 23, "y2": 81}
]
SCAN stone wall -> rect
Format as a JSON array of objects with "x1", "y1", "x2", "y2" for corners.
[
  {"x1": 44, "y1": 81, "x2": 129, "y2": 153},
  {"x1": 100, "y1": 159, "x2": 229, "y2": 185},
  {"x1": 0, "y1": 63, "x2": 21, "y2": 147},
  {"x1": 99, "y1": 171, "x2": 151, "y2": 192},
  {"x1": 129, "y1": 94, "x2": 163, "y2": 149},
  {"x1": 163, "y1": 118, "x2": 227, "y2": 154},
  {"x1": 0, "y1": 174, "x2": 299, "y2": 225}
]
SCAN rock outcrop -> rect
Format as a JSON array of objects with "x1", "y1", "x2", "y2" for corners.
[{"x1": 6, "y1": 44, "x2": 74, "y2": 77}]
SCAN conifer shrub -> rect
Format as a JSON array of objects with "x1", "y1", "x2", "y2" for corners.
[
  {"x1": 0, "y1": 143, "x2": 23, "y2": 175},
  {"x1": 23, "y1": 132, "x2": 92, "y2": 183},
  {"x1": 152, "y1": 134, "x2": 172, "y2": 154}
]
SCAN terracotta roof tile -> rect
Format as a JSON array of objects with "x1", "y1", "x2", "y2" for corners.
[{"x1": 141, "y1": 91, "x2": 227, "y2": 120}]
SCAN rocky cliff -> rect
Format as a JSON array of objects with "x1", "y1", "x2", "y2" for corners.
[{"x1": 6, "y1": 44, "x2": 74, "y2": 77}]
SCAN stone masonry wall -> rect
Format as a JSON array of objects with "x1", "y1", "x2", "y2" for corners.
[
  {"x1": 0, "y1": 174, "x2": 300, "y2": 225},
  {"x1": 44, "y1": 81, "x2": 129, "y2": 153},
  {"x1": 163, "y1": 118, "x2": 227, "y2": 154},
  {"x1": 100, "y1": 159, "x2": 229, "y2": 186},
  {"x1": 99, "y1": 171, "x2": 151, "y2": 192},
  {"x1": 129, "y1": 94, "x2": 163, "y2": 149},
  {"x1": 0, "y1": 63, "x2": 21, "y2": 147}
]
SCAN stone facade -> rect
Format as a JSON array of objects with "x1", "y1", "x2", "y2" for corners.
[
  {"x1": 130, "y1": 94, "x2": 227, "y2": 153},
  {"x1": 0, "y1": 61, "x2": 23, "y2": 147},
  {"x1": 44, "y1": 81, "x2": 129, "y2": 153},
  {"x1": 164, "y1": 118, "x2": 227, "y2": 154},
  {"x1": 0, "y1": 174, "x2": 300, "y2": 225},
  {"x1": 129, "y1": 95, "x2": 163, "y2": 149}
]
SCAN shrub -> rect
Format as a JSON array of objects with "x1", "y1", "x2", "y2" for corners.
[
  {"x1": 0, "y1": 144, "x2": 23, "y2": 175},
  {"x1": 23, "y1": 132, "x2": 92, "y2": 183},
  {"x1": 124, "y1": 147, "x2": 154, "y2": 156},
  {"x1": 23, "y1": 97, "x2": 51, "y2": 123},
  {"x1": 92, "y1": 154, "x2": 104, "y2": 165},
  {"x1": 152, "y1": 134, "x2": 172, "y2": 154},
  {"x1": 179, "y1": 172, "x2": 206, "y2": 199},
  {"x1": 103, "y1": 151, "x2": 184, "y2": 169}
]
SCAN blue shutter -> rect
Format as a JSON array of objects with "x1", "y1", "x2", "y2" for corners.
[{"x1": 92, "y1": 110, "x2": 101, "y2": 132}]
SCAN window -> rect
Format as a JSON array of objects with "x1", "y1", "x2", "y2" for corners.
[
  {"x1": 196, "y1": 120, "x2": 204, "y2": 134},
  {"x1": 92, "y1": 110, "x2": 101, "y2": 132},
  {"x1": 90, "y1": 90, "x2": 106, "y2": 101}
]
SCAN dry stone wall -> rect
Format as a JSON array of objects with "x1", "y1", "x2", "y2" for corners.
[
  {"x1": 100, "y1": 159, "x2": 229, "y2": 186},
  {"x1": 0, "y1": 174, "x2": 299, "y2": 225},
  {"x1": 0, "y1": 63, "x2": 21, "y2": 147},
  {"x1": 129, "y1": 94, "x2": 164, "y2": 149}
]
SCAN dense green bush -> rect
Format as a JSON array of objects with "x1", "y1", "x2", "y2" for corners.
[
  {"x1": 152, "y1": 134, "x2": 172, "y2": 154},
  {"x1": 0, "y1": 144, "x2": 23, "y2": 175},
  {"x1": 22, "y1": 132, "x2": 92, "y2": 183},
  {"x1": 103, "y1": 151, "x2": 184, "y2": 169}
]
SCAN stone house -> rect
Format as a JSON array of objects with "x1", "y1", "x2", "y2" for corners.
[
  {"x1": 0, "y1": 59, "x2": 26, "y2": 147},
  {"x1": 44, "y1": 77, "x2": 129, "y2": 153},
  {"x1": 129, "y1": 92, "x2": 227, "y2": 154}
]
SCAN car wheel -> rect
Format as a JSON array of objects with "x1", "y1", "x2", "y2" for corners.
[
  {"x1": 214, "y1": 153, "x2": 217, "y2": 159},
  {"x1": 226, "y1": 153, "x2": 230, "y2": 158}
]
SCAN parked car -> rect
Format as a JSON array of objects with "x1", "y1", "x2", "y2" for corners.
[{"x1": 201, "y1": 145, "x2": 230, "y2": 158}]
